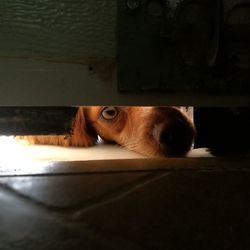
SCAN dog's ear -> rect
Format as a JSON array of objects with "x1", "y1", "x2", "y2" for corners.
[
  {"x1": 16, "y1": 107, "x2": 98, "y2": 147},
  {"x1": 69, "y1": 107, "x2": 98, "y2": 147}
]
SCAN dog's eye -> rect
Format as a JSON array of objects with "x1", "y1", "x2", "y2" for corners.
[{"x1": 101, "y1": 107, "x2": 119, "y2": 120}]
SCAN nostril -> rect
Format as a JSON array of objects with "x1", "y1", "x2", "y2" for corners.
[
  {"x1": 159, "y1": 120, "x2": 194, "y2": 156},
  {"x1": 160, "y1": 122, "x2": 183, "y2": 146},
  {"x1": 160, "y1": 129, "x2": 175, "y2": 146}
]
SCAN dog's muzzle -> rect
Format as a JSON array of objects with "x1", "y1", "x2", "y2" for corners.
[{"x1": 159, "y1": 116, "x2": 195, "y2": 157}]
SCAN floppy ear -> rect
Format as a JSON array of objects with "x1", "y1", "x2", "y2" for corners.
[
  {"x1": 68, "y1": 107, "x2": 98, "y2": 147},
  {"x1": 16, "y1": 107, "x2": 98, "y2": 147}
]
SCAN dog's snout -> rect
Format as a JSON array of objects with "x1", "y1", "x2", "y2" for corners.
[
  {"x1": 160, "y1": 124, "x2": 179, "y2": 146},
  {"x1": 160, "y1": 119, "x2": 194, "y2": 157},
  {"x1": 160, "y1": 121, "x2": 184, "y2": 148}
]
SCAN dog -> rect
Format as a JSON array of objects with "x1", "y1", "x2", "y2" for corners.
[{"x1": 19, "y1": 106, "x2": 195, "y2": 157}]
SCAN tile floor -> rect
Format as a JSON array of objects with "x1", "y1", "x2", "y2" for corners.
[{"x1": 0, "y1": 142, "x2": 249, "y2": 250}]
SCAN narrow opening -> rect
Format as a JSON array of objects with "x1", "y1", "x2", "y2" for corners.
[{"x1": 0, "y1": 106, "x2": 249, "y2": 175}]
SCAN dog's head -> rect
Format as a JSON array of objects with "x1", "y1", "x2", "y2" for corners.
[
  {"x1": 19, "y1": 106, "x2": 195, "y2": 157},
  {"x1": 84, "y1": 106, "x2": 195, "y2": 157}
]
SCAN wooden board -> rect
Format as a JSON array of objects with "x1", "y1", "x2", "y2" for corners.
[
  {"x1": 0, "y1": 0, "x2": 248, "y2": 106},
  {"x1": 0, "y1": 0, "x2": 116, "y2": 60},
  {"x1": 0, "y1": 107, "x2": 77, "y2": 135}
]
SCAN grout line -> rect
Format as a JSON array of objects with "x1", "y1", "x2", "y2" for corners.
[{"x1": 72, "y1": 172, "x2": 170, "y2": 219}]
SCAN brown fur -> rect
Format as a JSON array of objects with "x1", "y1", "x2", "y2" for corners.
[{"x1": 18, "y1": 106, "x2": 195, "y2": 157}]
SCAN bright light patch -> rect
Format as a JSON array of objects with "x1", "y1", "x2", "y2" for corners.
[
  {"x1": 0, "y1": 136, "x2": 211, "y2": 174},
  {"x1": 0, "y1": 136, "x2": 53, "y2": 173},
  {"x1": 0, "y1": 136, "x2": 146, "y2": 174}
]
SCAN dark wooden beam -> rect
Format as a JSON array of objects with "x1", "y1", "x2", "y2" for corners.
[{"x1": 0, "y1": 107, "x2": 78, "y2": 135}]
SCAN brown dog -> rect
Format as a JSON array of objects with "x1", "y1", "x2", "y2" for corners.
[{"x1": 20, "y1": 106, "x2": 195, "y2": 157}]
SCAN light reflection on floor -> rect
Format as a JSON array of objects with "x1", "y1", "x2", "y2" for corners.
[
  {"x1": 0, "y1": 136, "x2": 147, "y2": 172},
  {"x1": 0, "y1": 136, "x2": 54, "y2": 173},
  {"x1": 0, "y1": 136, "x2": 212, "y2": 174}
]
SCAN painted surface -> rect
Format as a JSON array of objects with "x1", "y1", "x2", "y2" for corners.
[
  {"x1": 0, "y1": 0, "x2": 116, "y2": 60},
  {"x1": 0, "y1": 0, "x2": 248, "y2": 106}
]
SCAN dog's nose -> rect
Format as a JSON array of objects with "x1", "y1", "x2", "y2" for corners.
[
  {"x1": 160, "y1": 120, "x2": 194, "y2": 157},
  {"x1": 160, "y1": 121, "x2": 183, "y2": 151}
]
